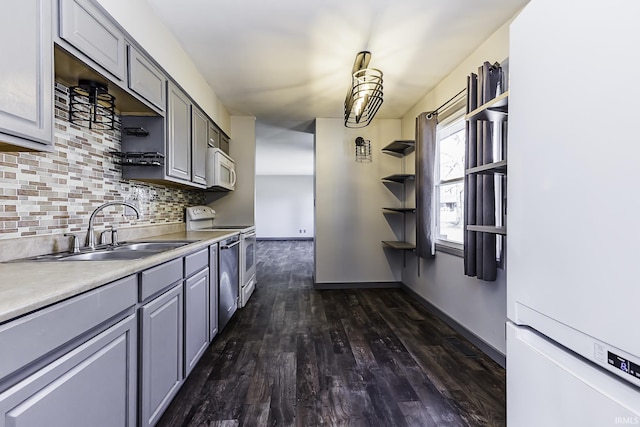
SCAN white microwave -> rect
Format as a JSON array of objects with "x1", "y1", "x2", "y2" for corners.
[{"x1": 206, "y1": 147, "x2": 236, "y2": 191}]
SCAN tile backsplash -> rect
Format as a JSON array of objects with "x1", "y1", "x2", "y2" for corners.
[{"x1": 0, "y1": 83, "x2": 204, "y2": 239}]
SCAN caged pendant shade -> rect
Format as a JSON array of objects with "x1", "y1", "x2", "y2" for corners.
[
  {"x1": 344, "y1": 51, "x2": 383, "y2": 128},
  {"x1": 69, "y1": 79, "x2": 116, "y2": 131}
]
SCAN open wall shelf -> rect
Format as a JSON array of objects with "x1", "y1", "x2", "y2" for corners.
[
  {"x1": 382, "y1": 174, "x2": 415, "y2": 183},
  {"x1": 382, "y1": 207, "x2": 416, "y2": 213},
  {"x1": 465, "y1": 160, "x2": 507, "y2": 175},
  {"x1": 466, "y1": 225, "x2": 507, "y2": 235},
  {"x1": 382, "y1": 140, "x2": 415, "y2": 156},
  {"x1": 382, "y1": 241, "x2": 416, "y2": 251},
  {"x1": 466, "y1": 91, "x2": 509, "y2": 122}
]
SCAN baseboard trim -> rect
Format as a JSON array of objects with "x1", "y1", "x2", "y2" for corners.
[
  {"x1": 400, "y1": 283, "x2": 506, "y2": 368},
  {"x1": 314, "y1": 281, "x2": 402, "y2": 290},
  {"x1": 257, "y1": 237, "x2": 314, "y2": 241}
]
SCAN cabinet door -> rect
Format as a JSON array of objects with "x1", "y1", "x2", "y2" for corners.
[
  {"x1": 220, "y1": 133, "x2": 230, "y2": 155},
  {"x1": 128, "y1": 46, "x2": 166, "y2": 112},
  {"x1": 209, "y1": 244, "x2": 219, "y2": 340},
  {"x1": 184, "y1": 268, "x2": 209, "y2": 376},
  {"x1": 208, "y1": 122, "x2": 220, "y2": 149},
  {"x1": 166, "y1": 82, "x2": 192, "y2": 182},
  {"x1": 140, "y1": 284, "x2": 183, "y2": 427},
  {"x1": 58, "y1": 0, "x2": 126, "y2": 81},
  {"x1": 0, "y1": 0, "x2": 52, "y2": 150},
  {"x1": 0, "y1": 314, "x2": 137, "y2": 427},
  {"x1": 191, "y1": 107, "x2": 208, "y2": 186}
]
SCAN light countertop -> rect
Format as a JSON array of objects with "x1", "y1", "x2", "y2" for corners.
[{"x1": 0, "y1": 230, "x2": 237, "y2": 324}]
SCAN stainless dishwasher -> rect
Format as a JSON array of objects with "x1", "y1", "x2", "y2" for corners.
[{"x1": 219, "y1": 235, "x2": 240, "y2": 331}]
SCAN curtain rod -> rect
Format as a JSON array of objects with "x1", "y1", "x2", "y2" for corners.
[{"x1": 433, "y1": 88, "x2": 466, "y2": 114}]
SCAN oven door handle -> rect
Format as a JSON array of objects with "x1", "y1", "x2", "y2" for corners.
[
  {"x1": 244, "y1": 231, "x2": 256, "y2": 239},
  {"x1": 220, "y1": 240, "x2": 241, "y2": 249}
]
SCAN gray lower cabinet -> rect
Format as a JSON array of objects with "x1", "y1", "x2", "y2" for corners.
[
  {"x1": 58, "y1": 0, "x2": 127, "y2": 81},
  {"x1": 166, "y1": 82, "x2": 192, "y2": 183},
  {"x1": 0, "y1": 0, "x2": 53, "y2": 151},
  {"x1": 0, "y1": 314, "x2": 137, "y2": 427},
  {"x1": 184, "y1": 268, "x2": 210, "y2": 376},
  {"x1": 192, "y1": 106, "x2": 209, "y2": 186},
  {"x1": 139, "y1": 283, "x2": 184, "y2": 427},
  {"x1": 209, "y1": 243, "x2": 219, "y2": 340}
]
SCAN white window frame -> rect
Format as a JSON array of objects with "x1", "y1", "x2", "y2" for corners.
[{"x1": 435, "y1": 109, "x2": 466, "y2": 256}]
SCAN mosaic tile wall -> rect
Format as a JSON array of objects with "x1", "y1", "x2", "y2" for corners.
[{"x1": 0, "y1": 83, "x2": 205, "y2": 238}]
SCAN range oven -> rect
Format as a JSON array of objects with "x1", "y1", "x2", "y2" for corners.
[{"x1": 185, "y1": 206, "x2": 256, "y2": 308}]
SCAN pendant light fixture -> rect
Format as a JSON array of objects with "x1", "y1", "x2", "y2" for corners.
[
  {"x1": 344, "y1": 51, "x2": 383, "y2": 128},
  {"x1": 69, "y1": 79, "x2": 116, "y2": 131}
]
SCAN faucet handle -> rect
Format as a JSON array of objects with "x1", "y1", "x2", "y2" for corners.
[
  {"x1": 99, "y1": 228, "x2": 110, "y2": 245},
  {"x1": 64, "y1": 233, "x2": 81, "y2": 253},
  {"x1": 111, "y1": 227, "x2": 119, "y2": 246}
]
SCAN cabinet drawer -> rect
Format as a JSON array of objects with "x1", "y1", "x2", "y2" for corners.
[
  {"x1": 58, "y1": 0, "x2": 127, "y2": 81},
  {"x1": 185, "y1": 248, "x2": 208, "y2": 278},
  {"x1": 139, "y1": 258, "x2": 183, "y2": 302},
  {"x1": 0, "y1": 275, "x2": 136, "y2": 381},
  {"x1": 128, "y1": 46, "x2": 166, "y2": 111}
]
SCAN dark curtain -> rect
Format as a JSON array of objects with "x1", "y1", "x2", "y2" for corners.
[
  {"x1": 415, "y1": 112, "x2": 437, "y2": 259},
  {"x1": 464, "y1": 62, "x2": 502, "y2": 281}
]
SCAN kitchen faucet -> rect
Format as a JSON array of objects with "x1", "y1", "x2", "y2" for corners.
[{"x1": 86, "y1": 201, "x2": 141, "y2": 249}]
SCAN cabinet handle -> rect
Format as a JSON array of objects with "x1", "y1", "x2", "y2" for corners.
[{"x1": 220, "y1": 241, "x2": 240, "y2": 249}]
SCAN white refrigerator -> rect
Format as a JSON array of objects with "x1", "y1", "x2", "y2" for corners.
[{"x1": 507, "y1": 0, "x2": 640, "y2": 425}]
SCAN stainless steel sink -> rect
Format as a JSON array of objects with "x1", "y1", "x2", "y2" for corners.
[
  {"x1": 14, "y1": 240, "x2": 195, "y2": 262},
  {"x1": 115, "y1": 241, "x2": 192, "y2": 251},
  {"x1": 59, "y1": 250, "x2": 160, "y2": 261}
]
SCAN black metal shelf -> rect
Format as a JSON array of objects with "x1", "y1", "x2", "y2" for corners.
[
  {"x1": 382, "y1": 207, "x2": 416, "y2": 213},
  {"x1": 111, "y1": 151, "x2": 164, "y2": 166},
  {"x1": 382, "y1": 174, "x2": 415, "y2": 183},
  {"x1": 382, "y1": 140, "x2": 415, "y2": 157},
  {"x1": 382, "y1": 241, "x2": 416, "y2": 250},
  {"x1": 465, "y1": 160, "x2": 507, "y2": 175}
]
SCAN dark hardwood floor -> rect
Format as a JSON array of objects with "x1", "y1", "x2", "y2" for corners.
[{"x1": 158, "y1": 240, "x2": 506, "y2": 427}]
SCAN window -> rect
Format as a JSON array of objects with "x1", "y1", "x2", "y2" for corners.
[{"x1": 435, "y1": 111, "x2": 466, "y2": 252}]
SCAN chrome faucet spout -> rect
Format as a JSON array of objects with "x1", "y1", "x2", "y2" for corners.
[{"x1": 86, "y1": 202, "x2": 141, "y2": 249}]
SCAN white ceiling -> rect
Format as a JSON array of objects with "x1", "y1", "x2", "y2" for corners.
[{"x1": 145, "y1": 0, "x2": 527, "y2": 124}]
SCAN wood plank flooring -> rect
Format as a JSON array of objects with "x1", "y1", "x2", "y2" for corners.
[{"x1": 158, "y1": 240, "x2": 506, "y2": 427}]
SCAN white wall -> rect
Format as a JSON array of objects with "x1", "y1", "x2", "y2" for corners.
[
  {"x1": 95, "y1": 0, "x2": 231, "y2": 134},
  {"x1": 254, "y1": 121, "x2": 315, "y2": 238},
  {"x1": 399, "y1": 17, "x2": 517, "y2": 357},
  {"x1": 315, "y1": 118, "x2": 403, "y2": 284},
  {"x1": 206, "y1": 116, "x2": 256, "y2": 225},
  {"x1": 255, "y1": 121, "x2": 314, "y2": 176},
  {"x1": 255, "y1": 175, "x2": 314, "y2": 239}
]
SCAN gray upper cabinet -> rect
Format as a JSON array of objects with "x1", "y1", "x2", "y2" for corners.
[
  {"x1": 59, "y1": 0, "x2": 127, "y2": 81},
  {"x1": 128, "y1": 46, "x2": 166, "y2": 112},
  {"x1": 0, "y1": 0, "x2": 53, "y2": 151},
  {"x1": 166, "y1": 82, "x2": 192, "y2": 183},
  {"x1": 208, "y1": 122, "x2": 220, "y2": 149},
  {"x1": 220, "y1": 133, "x2": 230, "y2": 155},
  {"x1": 192, "y1": 106, "x2": 209, "y2": 186}
]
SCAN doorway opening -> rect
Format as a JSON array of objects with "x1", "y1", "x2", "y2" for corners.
[{"x1": 254, "y1": 120, "x2": 316, "y2": 277}]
